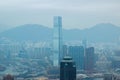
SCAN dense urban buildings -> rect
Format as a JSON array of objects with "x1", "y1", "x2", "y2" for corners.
[
  {"x1": 103, "y1": 74, "x2": 113, "y2": 80},
  {"x1": 3, "y1": 74, "x2": 14, "y2": 80},
  {"x1": 60, "y1": 56, "x2": 76, "y2": 80}
]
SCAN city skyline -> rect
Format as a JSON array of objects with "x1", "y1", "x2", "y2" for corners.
[
  {"x1": 0, "y1": 0, "x2": 120, "y2": 29},
  {"x1": 0, "y1": 0, "x2": 120, "y2": 79}
]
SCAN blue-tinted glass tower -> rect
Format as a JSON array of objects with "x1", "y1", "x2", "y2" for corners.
[
  {"x1": 68, "y1": 46, "x2": 84, "y2": 70},
  {"x1": 53, "y1": 16, "x2": 63, "y2": 66}
]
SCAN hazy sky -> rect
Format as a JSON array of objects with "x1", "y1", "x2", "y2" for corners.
[{"x1": 0, "y1": 0, "x2": 120, "y2": 29}]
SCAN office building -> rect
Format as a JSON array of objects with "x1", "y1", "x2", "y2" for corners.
[
  {"x1": 82, "y1": 40, "x2": 87, "y2": 49},
  {"x1": 60, "y1": 56, "x2": 76, "y2": 80},
  {"x1": 85, "y1": 47, "x2": 95, "y2": 73},
  {"x1": 68, "y1": 46, "x2": 84, "y2": 70},
  {"x1": 53, "y1": 16, "x2": 63, "y2": 66}
]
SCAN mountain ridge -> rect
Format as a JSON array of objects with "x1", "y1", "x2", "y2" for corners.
[{"x1": 0, "y1": 23, "x2": 120, "y2": 43}]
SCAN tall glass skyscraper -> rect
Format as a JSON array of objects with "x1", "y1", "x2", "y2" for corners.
[{"x1": 53, "y1": 16, "x2": 63, "y2": 66}]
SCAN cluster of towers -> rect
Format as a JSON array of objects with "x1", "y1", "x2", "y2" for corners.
[
  {"x1": 53, "y1": 16, "x2": 95, "y2": 71},
  {"x1": 52, "y1": 16, "x2": 76, "y2": 80}
]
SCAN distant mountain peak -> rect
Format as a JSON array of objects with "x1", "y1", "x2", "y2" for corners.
[{"x1": 94, "y1": 23, "x2": 118, "y2": 27}]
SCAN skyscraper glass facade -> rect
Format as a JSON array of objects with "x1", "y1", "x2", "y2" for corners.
[{"x1": 53, "y1": 16, "x2": 63, "y2": 66}]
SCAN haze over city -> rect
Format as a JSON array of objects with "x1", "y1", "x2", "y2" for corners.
[
  {"x1": 0, "y1": 0, "x2": 120, "y2": 29},
  {"x1": 0, "y1": 0, "x2": 120, "y2": 80}
]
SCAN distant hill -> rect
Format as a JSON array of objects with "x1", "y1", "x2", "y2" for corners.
[
  {"x1": 85, "y1": 23, "x2": 120, "y2": 42},
  {"x1": 0, "y1": 24, "x2": 11, "y2": 33},
  {"x1": 0, "y1": 24, "x2": 52, "y2": 42},
  {"x1": 63, "y1": 23, "x2": 120, "y2": 42},
  {"x1": 0, "y1": 23, "x2": 120, "y2": 43}
]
